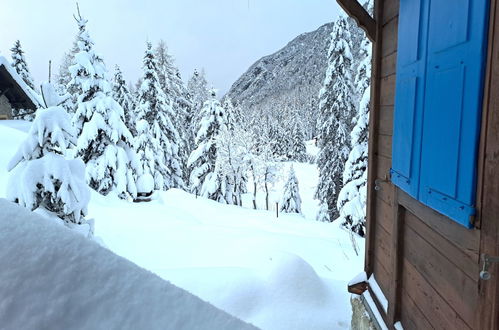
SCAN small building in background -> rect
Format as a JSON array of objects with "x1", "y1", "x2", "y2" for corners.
[{"x1": 0, "y1": 56, "x2": 41, "y2": 120}]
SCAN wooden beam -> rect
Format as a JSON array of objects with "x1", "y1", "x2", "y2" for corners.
[
  {"x1": 387, "y1": 187, "x2": 403, "y2": 325},
  {"x1": 336, "y1": 0, "x2": 376, "y2": 41},
  {"x1": 477, "y1": 0, "x2": 499, "y2": 328},
  {"x1": 364, "y1": 0, "x2": 384, "y2": 276}
]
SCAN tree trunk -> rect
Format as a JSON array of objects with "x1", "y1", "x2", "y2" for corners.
[
  {"x1": 265, "y1": 182, "x2": 269, "y2": 211},
  {"x1": 253, "y1": 181, "x2": 257, "y2": 210}
]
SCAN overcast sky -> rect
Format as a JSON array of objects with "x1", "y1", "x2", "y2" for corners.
[{"x1": 0, "y1": 0, "x2": 340, "y2": 94}]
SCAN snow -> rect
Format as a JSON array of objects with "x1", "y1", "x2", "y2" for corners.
[
  {"x1": 90, "y1": 188, "x2": 363, "y2": 329},
  {"x1": 6, "y1": 107, "x2": 90, "y2": 225},
  {"x1": 368, "y1": 274, "x2": 388, "y2": 313},
  {"x1": 348, "y1": 271, "x2": 367, "y2": 286},
  {"x1": 0, "y1": 123, "x2": 365, "y2": 329},
  {"x1": 40, "y1": 81, "x2": 68, "y2": 107},
  {"x1": 0, "y1": 199, "x2": 256, "y2": 330},
  {"x1": 363, "y1": 291, "x2": 389, "y2": 330},
  {"x1": 305, "y1": 139, "x2": 319, "y2": 158},
  {"x1": 0, "y1": 119, "x2": 31, "y2": 133},
  {"x1": 394, "y1": 321, "x2": 404, "y2": 330}
]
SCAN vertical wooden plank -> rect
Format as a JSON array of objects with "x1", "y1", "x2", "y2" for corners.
[
  {"x1": 365, "y1": 0, "x2": 385, "y2": 275},
  {"x1": 477, "y1": 0, "x2": 499, "y2": 328},
  {"x1": 387, "y1": 187, "x2": 403, "y2": 325}
]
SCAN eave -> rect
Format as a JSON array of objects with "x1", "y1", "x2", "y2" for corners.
[{"x1": 336, "y1": 0, "x2": 376, "y2": 42}]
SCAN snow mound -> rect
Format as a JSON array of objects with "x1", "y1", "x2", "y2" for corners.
[
  {"x1": 0, "y1": 199, "x2": 256, "y2": 330},
  {"x1": 260, "y1": 251, "x2": 327, "y2": 305},
  {"x1": 0, "y1": 120, "x2": 32, "y2": 133}
]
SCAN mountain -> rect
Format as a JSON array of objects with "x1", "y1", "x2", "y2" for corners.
[{"x1": 224, "y1": 22, "x2": 335, "y2": 139}]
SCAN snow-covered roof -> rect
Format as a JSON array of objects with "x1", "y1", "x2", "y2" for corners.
[
  {"x1": 0, "y1": 56, "x2": 43, "y2": 110},
  {"x1": 0, "y1": 199, "x2": 256, "y2": 330}
]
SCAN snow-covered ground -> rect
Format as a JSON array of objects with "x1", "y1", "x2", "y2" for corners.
[
  {"x1": 0, "y1": 199, "x2": 256, "y2": 330},
  {"x1": 0, "y1": 121, "x2": 364, "y2": 330}
]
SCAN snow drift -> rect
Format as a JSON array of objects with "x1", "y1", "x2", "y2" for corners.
[{"x1": 0, "y1": 199, "x2": 256, "y2": 330}]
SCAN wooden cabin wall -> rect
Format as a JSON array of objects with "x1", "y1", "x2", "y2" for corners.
[
  {"x1": 364, "y1": 0, "x2": 499, "y2": 328},
  {"x1": 365, "y1": 0, "x2": 399, "y2": 309}
]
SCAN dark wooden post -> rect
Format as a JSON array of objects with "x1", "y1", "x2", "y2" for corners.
[{"x1": 477, "y1": 0, "x2": 499, "y2": 327}]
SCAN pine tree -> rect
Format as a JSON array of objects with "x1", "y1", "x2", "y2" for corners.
[
  {"x1": 155, "y1": 41, "x2": 193, "y2": 186},
  {"x1": 69, "y1": 12, "x2": 138, "y2": 199},
  {"x1": 280, "y1": 165, "x2": 302, "y2": 214},
  {"x1": 10, "y1": 40, "x2": 35, "y2": 90},
  {"x1": 136, "y1": 42, "x2": 184, "y2": 190},
  {"x1": 187, "y1": 69, "x2": 209, "y2": 133},
  {"x1": 188, "y1": 89, "x2": 226, "y2": 200},
  {"x1": 6, "y1": 106, "x2": 91, "y2": 227},
  {"x1": 337, "y1": 36, "x2": 372, "y2": 237},
  {"x1": 316, "y1": 202, "x2": 331, "y2": 222},
  {"x1": 10, "y1": 40, "x2": 37, "y2": 120},
  {"x1": 315, "y1": 17, "x2": 356, "y2": 221},
  {"x1": 265, "y1": 116, "x2": 288, "y2": 160},
  {"x1": 135, "y1": 119, "x2": 159, "y2": 194},
  {"x1": 288, "y1": 111, "x2": 307, "y2": 162},
  {"x1": 56, "y1": 40, "x2": 78, "y2": 96},
  {"x1": 112, "y1": 65, "x2": 137, "y2": 136},
  {"x1": 222, "y1": 97, "x2": 241, "y2": 132}
]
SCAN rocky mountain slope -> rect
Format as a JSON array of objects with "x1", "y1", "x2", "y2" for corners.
[{"x1": 225, "y1": 22, "x2": 334, "y2": 138}]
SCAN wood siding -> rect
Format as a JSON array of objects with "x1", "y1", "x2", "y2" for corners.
[{"x1": 364, "y1": 0, "x2": 499, "y2": 328}]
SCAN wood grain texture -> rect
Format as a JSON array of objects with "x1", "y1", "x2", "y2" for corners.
[
  {"x1": 364, "y1": 0, "x2": 385, "y2": 276},
  {"x1": 380, "y1": 53, "x2": 397, "y2": 78},
  {"x1": 378, "y1": 105, "x2": 394, "y2": 136},
  {"x1": 387, "y1": 188, "x2": 403, "y2": 324},
  {"x1": 403, "y1": 224, "x2": 478, "y2": 327},
  {"x1": 379, "y1": 74, "x2": 396, "y2": 106},
  {"x1": 401, "y1": 259, "x2": 471, "y2": 330},
  {"x1": 399, "y1": 288, "x2": 434, "y2": 330},
  {"x1": 477, "y1": 0, "x2": 499, "y2": 327},
  {"x1": 381, "y1": 16, "x2": 398, "y2": 57},
  {"x1": 382, "y1": 0, "x2": 399, "y2": 26},
  {"x1": 398, "y1": 190, "x2": 480, "y2": 262}
]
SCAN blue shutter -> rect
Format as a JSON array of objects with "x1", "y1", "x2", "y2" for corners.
[
  {"x1": 391, "y1": 0, "x2": 430, "y2": 198},
  {"x1": 419, "y1": 0, "x2": 489, "y2": 228}
]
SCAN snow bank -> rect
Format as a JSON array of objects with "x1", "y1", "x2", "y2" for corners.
[
  {"x1": 0, "y1": 119, "x2": 32, "y2": 133},
  {"x1": 0, "y1": 199, "x2": 256, "y2": 330},
  {"x1": 94, "y1": 188, "x2": 362, "y2": 329}
]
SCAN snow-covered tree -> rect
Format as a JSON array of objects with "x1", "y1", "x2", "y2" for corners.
[
  {"x1": 215, "y1": 124, "x2": 251, "y2": 205},
  {"x1": 10, "y1": 40, "x2": 37, "y2": 120},
  {"x1": 253, "y1": 150, "x2": 280, "y2": 211},
  {"x1": 187, "y1": 69, "x2": 209, "y2": 131},
  {"x1": 135, "y1": 119, "x2": 160, "y2": 194},
  {"x1": 154, "y1": 41, "x2": 193, "y2": 184},
  {"x1": 56, "y1": 40, "x2": 78, "y2": 95},
  {"x1": 315, "y1": 17, "x2": 355, "y2": 221},
  {"x1": 267, "y1": 118, "x2": 289, "y2": 160},
  {"x1": 222, "y1": 97, "x2": 242, "y2": 132},
  {"x1": 10, "y1": 40, "x2": 35, "y2": 90},
  {"x1": 280, "y1": 165, "x2": 301, "y2": 214},
  {"x1": 69, "y1": 12, "x2": 138, "y2": 199},
  {"x1": 136, "y1": 42, "x2": 184, "y2": 190},
  {"x1": 337, "y1": 36, "x2": 371, "y2": 237},
  {"x1": 288, "y1": 111, "x2": 307, "y2": 162},
  {"x1": 316, "y1": 202, "x2": 331, "y2": 222},
  {"x1": 6, "y1": 106, "x2": 91, "y2": 228},
  {"x1": 112, "y1": 65, "x2": 137, "y2": 136},
  {"x1": 188, "y1": 89, "x2": 226, "y2": 200}
]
